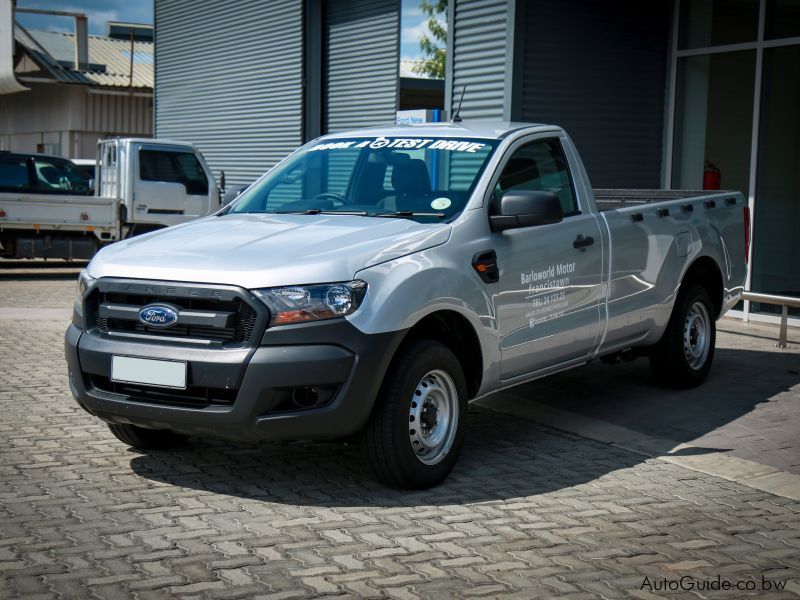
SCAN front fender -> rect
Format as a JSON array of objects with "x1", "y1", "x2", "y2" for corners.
[{"x1": 348, "y1": 250, "x2": 500, "y2": 388}]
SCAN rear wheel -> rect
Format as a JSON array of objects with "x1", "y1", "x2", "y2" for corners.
[
  {"x1": 107, "y1": 423, "x2": 188, "y2": 450},
  {"x1": 650, "y1": 284, "x2": 716, "y2": 388},
  {"x1": 363, "y1": 340, "x2": 467, "y2": 489}
]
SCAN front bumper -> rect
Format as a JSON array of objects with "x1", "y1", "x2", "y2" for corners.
[{"x1": 65, "y1": 319, "x2": 405, "y2": 442}]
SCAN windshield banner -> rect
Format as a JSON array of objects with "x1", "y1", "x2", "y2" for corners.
[{"x1": 309, "y1": 138, "x2": 486, "y2": 153}]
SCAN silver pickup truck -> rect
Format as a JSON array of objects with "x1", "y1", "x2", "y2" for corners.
[{"x1": 65, "y1": 122, "x2": 748, "y2": 489}]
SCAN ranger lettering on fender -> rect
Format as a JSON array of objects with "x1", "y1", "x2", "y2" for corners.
[{"x1": 65, "y1": 122, "x2": 748, "y2": 489}]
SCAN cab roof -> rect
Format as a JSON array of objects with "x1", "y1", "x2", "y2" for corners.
[{"x1": 320, "y1": 121, "x2": 563, "y2": 141}]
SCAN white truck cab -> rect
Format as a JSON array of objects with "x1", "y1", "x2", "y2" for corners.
[{"x1": 0, "y1": 139, "x2": 220, "y2": 259}]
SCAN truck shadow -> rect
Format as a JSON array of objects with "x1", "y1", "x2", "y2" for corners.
[
  {"x1": 129, "y1": 346, "x2": 798, "y2": 506},
  {"x1": 508, "y1": 343, "x2": 800, "y2": 445},
  {"x1": 129, "y1": 405, "x2": 649, "y2": 507}
]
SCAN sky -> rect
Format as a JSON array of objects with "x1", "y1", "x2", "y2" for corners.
[
  {"x1": 14, "y1": 0, "x2": 153, "y2": 35},
  {"x1": 401, "y1": 0, "x2": 436, "y2": 62},
  {"x1": 15, "y1": 0, "x2": 436, "y2": 62}
]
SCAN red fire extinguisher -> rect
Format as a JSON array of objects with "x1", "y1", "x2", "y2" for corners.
[{"x1": 703, "y1": 160, "x2": 721, "y2": 190}]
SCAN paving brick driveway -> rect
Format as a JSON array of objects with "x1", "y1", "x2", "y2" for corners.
[{"x1": 1, "y1": 268, "x2": 799, "y2": 599}]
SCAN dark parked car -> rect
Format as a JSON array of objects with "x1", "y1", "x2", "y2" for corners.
[{"x1": 0, "y1": 151, "x2": 93, "y2": 195}]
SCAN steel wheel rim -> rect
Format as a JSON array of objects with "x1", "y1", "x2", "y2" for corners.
[
  {"x1": 684, "y1": 301, "x2": 711, "y2": 370},
  {"x1": 408, "y1": 369, "x2": 459, "y2": 466}
]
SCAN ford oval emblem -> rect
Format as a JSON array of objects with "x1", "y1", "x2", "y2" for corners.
[{"x1": 138, "y1": 304, "x2": 179, "y2": 328}]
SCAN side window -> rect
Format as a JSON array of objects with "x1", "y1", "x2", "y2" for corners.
[
  {"x1": 139, "y1": 150, "x2": 209, "y2": 195},
  {"x1": 33, "y1": 158, "x2": 91, "y2": 194},
  {"x1": 495, "y1": 139, "x2": 578, "y2": 214},
  {"x1": 0, "y1": 157, "x2": 30, "y2": 191}
]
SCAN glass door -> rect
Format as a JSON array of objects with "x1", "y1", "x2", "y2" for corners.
[
  {"x1": 668, "y1": 0, "x2": 800, "y2": 323},
  {"x1": 671, "y1": 50, "x2": 756, "y2": 194},
  {"x1": 752, "y1": 44, "x2": 800, "y2": 316}
]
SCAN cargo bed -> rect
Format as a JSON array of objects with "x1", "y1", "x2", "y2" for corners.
[{"x1": 594, "y1": 189, "x2": 739, "y2": 211}]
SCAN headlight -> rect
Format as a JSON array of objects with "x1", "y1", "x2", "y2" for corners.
[
  {"x1": 73, "y1": 270, "x2": 96, "y2": 326},
  {"x1": 75, "y1": 269, "x2": 96, "y2": 303},
  {"x1": 253, "y1": 280, "x2": 367, "y2": 326}
]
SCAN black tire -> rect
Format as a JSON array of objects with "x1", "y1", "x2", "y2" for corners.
[
  {"x1": 107, "y1": 423, "x2": 188, "y2": 450},
  {"x1": 650, "y1": 284, "x2": 716, "y2": 388},
  {"x1": 363, "y1": 340, "x2": 468, "y2": 489}
]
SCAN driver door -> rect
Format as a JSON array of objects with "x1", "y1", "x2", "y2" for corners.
[{"x1": 492, "y1": 136, "x2": 604, "y2": 380}]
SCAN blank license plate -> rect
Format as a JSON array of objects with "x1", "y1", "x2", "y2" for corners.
[{"x1": 111, "y1": 356, "x2": 187, "y2": 389}]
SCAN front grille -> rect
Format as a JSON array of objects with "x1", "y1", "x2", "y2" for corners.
[
  {"x1": 89, "y1": 375, "x2": 236, "y2": 408},
  {"x1": 88, "y1": 279, "x2": 264, "y2": 347}
]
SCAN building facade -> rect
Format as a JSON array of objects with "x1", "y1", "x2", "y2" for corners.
[
  {"x1": 0, "y1": 6, "x2": 153, "y2": 159},
  {"x1": 153, "y1": 0, "x2": 800, "y2": 324}
]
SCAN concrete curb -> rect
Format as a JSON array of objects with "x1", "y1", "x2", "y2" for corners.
[{"x1": 475, "y1": 395, "x2": 800, "y2": 502}]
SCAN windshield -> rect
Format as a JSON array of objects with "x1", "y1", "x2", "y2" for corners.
[{"x1": 229, "y1": 136, "x2": 498, "y2": 223}]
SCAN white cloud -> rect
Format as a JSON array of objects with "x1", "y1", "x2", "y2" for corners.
[
  {"x1": 402, "y1": 21, "x2": 429, "y2": 45},
  {"x1": 85, "y1": 9, "x2": 120, "y2": 32}
]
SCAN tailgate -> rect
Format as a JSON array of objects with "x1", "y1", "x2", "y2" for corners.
[{"x1": 0, "y1": 193, "x2": 117, "y2": 229}]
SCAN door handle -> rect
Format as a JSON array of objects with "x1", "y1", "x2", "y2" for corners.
[{"x1": 573, "y1": 234, "x2": 594, "y2": 249}]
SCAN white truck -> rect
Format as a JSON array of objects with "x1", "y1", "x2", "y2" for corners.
[
  {"x1": 66, "y1": 122, "x2": 748, "y2": 489},
  {"x1": 0, "y1": 139, "x2": 220, "y2": 260}
]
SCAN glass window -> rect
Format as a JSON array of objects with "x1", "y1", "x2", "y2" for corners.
[
  {"x1": 32, "y1": 158, "x2": 92, "y2": 195},
  {"x1": 752, "y1": 45, "x2": 800, "y2": 316},
  {"x1": 494, "y1": 139, "x2": 578, "y2": 215},
  {"x1": 678, "y1": 0, "x2": 759, "y2": 49},
  {"x1": 230, "y1": 137, "x2": 498, "y2": 223},
  {"x1": 139, "y1": 150, "x2": 209, "y2": 195},
  {"x1": 671, "y1": 51, "x2": 756, "y2": 194},
  {"x1": 765, "y1": 0, "x2": 800, "y2": 39},
  {"x1": 0, "y1": 156, "x2": 30, "y2": 191}
]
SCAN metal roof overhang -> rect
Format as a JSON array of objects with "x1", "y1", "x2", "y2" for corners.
[{"x1": 0, "y1": 0, "x2": 28, "y2": 94}]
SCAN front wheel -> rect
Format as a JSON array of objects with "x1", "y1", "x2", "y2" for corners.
[
  {"x1": 650, "y1": 284, "x2": 716, "y2": 388},
  {"x1": 363, "y1": 340, "x2": 468, "y2": 489}
]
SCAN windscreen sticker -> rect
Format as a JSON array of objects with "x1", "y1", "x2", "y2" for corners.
[
  {"x1": 308, "y1": 138, "x2": 486, "y2": 153},
  {"x1": 431, "y1": 197, "x2": 452, "y2": 210}
]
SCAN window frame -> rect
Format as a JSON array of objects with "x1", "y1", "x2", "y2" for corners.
[
  {"x1": 137, "y1": 147, "x2": 210, "y2": 196},
  {"x1": 485, "y1": 135, "x2": 582, "y2": 219}
]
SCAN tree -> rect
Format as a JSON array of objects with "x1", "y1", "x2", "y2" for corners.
[{"x1": 412, "y1": 0, "x2": 447, "y2": 79}]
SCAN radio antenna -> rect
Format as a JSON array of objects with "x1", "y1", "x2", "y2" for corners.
[{"x1": 452, "y1": 85, "x2": 466, "y2": 123}]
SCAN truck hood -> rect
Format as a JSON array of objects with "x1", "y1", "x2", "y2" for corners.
[{"x1": 88, "y1": 213, "x2": 452, "y2": 288}]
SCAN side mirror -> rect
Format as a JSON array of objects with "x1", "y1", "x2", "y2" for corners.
[{"x1": 490, "y1": 190, "x2": 563, "y2": 232}]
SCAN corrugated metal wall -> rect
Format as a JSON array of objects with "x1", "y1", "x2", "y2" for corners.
[
  {"x1": 83, "y1": 92, "x2": 152, "y2": 136},
  {"x1": 155, "y1": 0, "x2": 304, "y2": 186},
  {"x1": 323, "y1": 0, "x2": 399, "y2": 132},
  {"x1": 448, "y1": 0, "x2": 509, "y2": 120},
  {"x1": 520, "y1": 0, "x2": 670, "y2": 188}
]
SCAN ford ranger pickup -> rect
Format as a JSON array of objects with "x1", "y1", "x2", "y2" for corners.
[{"x1": 65, "y1": 122, "x2": 748, "y2": 489}]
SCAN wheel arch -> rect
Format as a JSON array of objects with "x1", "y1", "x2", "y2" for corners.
[
  {"x1": 681, "y1": 255, "x2": 724, "y2": 318},
  {"x1": 395, "y1": 309, "x2": 484, "y2": 399}
]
